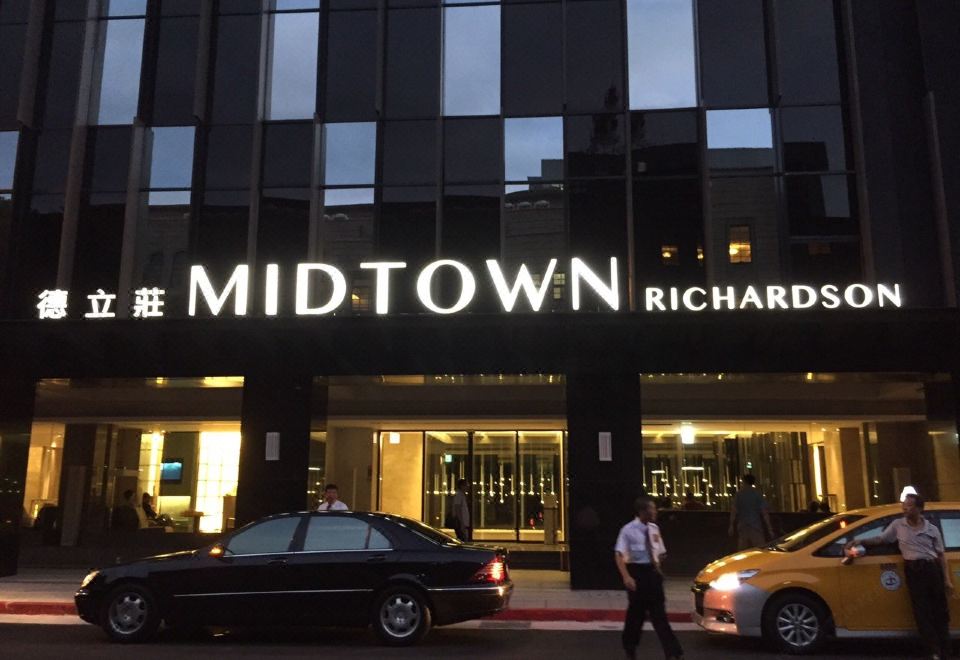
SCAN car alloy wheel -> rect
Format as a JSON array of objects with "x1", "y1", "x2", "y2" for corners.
[
  {"x1": 100, "y1": 583, "x2": 161, "y2": 643},
  {"x1": 776, "y1": 602, "x2": 819, "y2": 649},
  {"x1": 372, "y1": 587, "x2": 431, "y2": 646}
]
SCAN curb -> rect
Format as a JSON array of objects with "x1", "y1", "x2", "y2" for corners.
[{"x1": 0, "y1": 601, "x2": 692, "y2": 624}]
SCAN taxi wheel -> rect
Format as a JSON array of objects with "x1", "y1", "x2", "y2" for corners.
[
  {"x1": 99, "y1": 583, "x2": 162, "y2": 644},
  {"x1": 371, "y1": 586, "x2": 432, "y2": 647},
  {"x1": 762, "y1": 592, "x2": 831, "y2": 655}
]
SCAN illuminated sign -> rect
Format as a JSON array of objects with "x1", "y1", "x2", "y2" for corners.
[{"x1": 36, "y1": 257, "x2": 904, "y2": 319}]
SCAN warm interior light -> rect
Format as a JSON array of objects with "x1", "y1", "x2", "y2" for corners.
[
  {"x1": 680, "y1": 423, "x2": 696, "y2": 445},
  {"x1": 389, "y1": 432, "x2": 401, "y2": 445},
  {"x1": 728, "y1": 246, "x2": 739, "y2": 256},
  {"x1": 195, "y1": 431, "x2": 241, "y2": 533},
  {"x1": 662, "y1": 251, "x2": 672, "y2": 259}
]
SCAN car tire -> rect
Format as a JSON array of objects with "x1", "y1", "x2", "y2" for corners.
[
  {"x1": 762, "y1": 591, "x2": 831, "y2": 655},
  {"x1": 371, "y1": 586, "x2": 432, "y2": 646},
  {"x1": 99, "y1": 583, "x2": 162, "y2": 644}
]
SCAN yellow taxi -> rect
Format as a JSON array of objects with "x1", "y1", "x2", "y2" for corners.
[{"x1": 692, "y1": 502, "x2": 960, "y2": 654}]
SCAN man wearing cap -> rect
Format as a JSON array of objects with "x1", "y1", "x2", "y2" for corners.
[
  {"x1": 845, "y1": 493, "x2": 953, "y2": 660},
  {"x1": 615, "y1": 496, "x2": 684, "y2": 660}
]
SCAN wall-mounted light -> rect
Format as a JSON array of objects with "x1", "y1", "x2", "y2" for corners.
[
  {"x1": 680, "y1": 423, "x2": 695, "y2": 445},
  {"x1": 389, "y1": 432, "x2": 400, "y2": 445}
]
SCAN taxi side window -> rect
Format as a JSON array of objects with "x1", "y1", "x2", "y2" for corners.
[
  {"x1": 936, "y1": 511, "x2": 960, "y2": 551},
  {"x1": 816, "y1": 515, "x2": 900, "y2": 557}
]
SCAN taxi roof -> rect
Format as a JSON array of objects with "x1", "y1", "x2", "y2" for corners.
[{"x1": 842, "y1": 501, "x2": 960, "y2": 517}]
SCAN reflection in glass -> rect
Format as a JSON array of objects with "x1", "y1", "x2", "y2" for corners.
[
  {"x1": 423, "y1": 432, "x2": 468, "y2": 532},
  {"x1": 634, "y1": 178, "x2": 703, "y2": 286},
  {"x1": 503, "y1": 184, "x2": 566, "y2": 309},
  {"x1": 565, "y1": 114, "x2": 626, "y2": 178},
  {"x1": 262, "y1": 123, "x2": 313, "y2": 188},
  {"x1": 631, "y1": 110, "x2": 698, "y2": 176},
  {"x1": 324, "y1": 10, "x2": 377, "y2": 121},
  {"x1": 697, "y1": 0, "x2": 768, "y2": 108},
  {"x1": 323, "y1": 123, "x2": 376, "y2": 186},
  {"x1": 150, "y1": 17, "x2": 199, "y2": 126},
  {"x1": 204, "y1": 125, "x2": 254, "y2": 190},
  {"x1": 385, "y1": 7, "x2": 440, "y2": 118},
  {"x1": 0, "y1": 24, "x2": 27, "y2": 127},
  {"x1": 708, "y1": 177, "x2": 779, "y2": 283},
  {"x1": 785, "y1": 175, "x2": 857, "y2": 236},
  {"x1": 627, "y1": 0, "x2": 696, "y2": 110},
  {"x1": 382, "y1": 120, "x2": 437, "y2": 185},
  {"x1": 518, "y1": 432, "x2": 564, "y2": 542},
  {"x1": 134, "y1": 191, "x2": 191, "y2": 315},
  {"x1": 0, "y1": 131, "x2": 16, "y2": 189},
  {"x1": 505, "y1": 117, "x2": 563, "y2": 183},
  {"x1": 444, "y1": 118, "x2": 501, "y2": 184},
  {"x1": 267, "y1": 12, "x2": 319, "y2": 120},
  {"x1": 781, "y1": 106, "x2": 847, "y2": 173},
  {"x1": 472, "y1": 432, "x2": 516, "y2": 541},
  {"x1": 503, "y1": 3, "x2": 563, "y2": 116},
  {"x1": 95, "y1": 19, "x2": 145, "y2": 125},
  {"x1": 101, "y1": 0, "x2": 147, "y2": 16},
  {"x1": 275, "y1": 0, "x2": 320, "y2": 9},
  {"x1": 774, "y1": 0, "x2": 841, "y2": 105},
  {"x1": 565, "y1": 0, "x2": 624, "y2": 113},
  {"x1": 706, "y1": 109, "x2": 774, "y2": 171},
  {"x1": 790, "y1": 240, "x2": 861, "y2": 284},
  {"x1": 443, "y1": 5, "x2": 500, "y2": 116},
  {"x1": 74, "y1": 193, "x2": 126, "y2": 294},
  {"x1": 321, "y1": 187, "x2": 375, "y2": 267},
  {"x1": 86, "y1": 126, "x2": 133, "y2": 192},
  {"x1": 148, "y1": 127, "x2": 194, "y2": 189}
]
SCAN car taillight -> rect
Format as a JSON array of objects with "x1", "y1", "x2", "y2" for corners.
[{"x1": 472, "y1": 556, "x2": 508, "y2": 584}]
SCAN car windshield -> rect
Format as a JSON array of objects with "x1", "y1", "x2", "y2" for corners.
[
  {"x1": 765, "y1": 514, "x2": 866, "y2": 552},
  {"x1": 383, "y1": 514, "x2": 461, "y2": 546}
]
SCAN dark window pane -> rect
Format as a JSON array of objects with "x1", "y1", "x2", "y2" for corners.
[
  {"x1": 785, "y1": 175, "x2": 857, "y2": 236},
  {"x1": 93, "y1": 18, "x2": 145, "y2": 124},
  {"x1": 503, "y1": 3, "x2": 562, "y2": 116},
  {"x1": 160, "y1": 0, "x2": 200, "y2": 16},
  {"x1": 634, "y1": 178, "x2": 703, "y2": 286},
  {"x1": 444, "y1": 118, "x2": 501, "y2": 184},
  {"x1": 325, "y1": 11, "x2": 377, "y2": 121},
  {"x1": 262, "y1": 123, "x2": 313, "y2": 188},
  {"x1": 210, "y1": 15, "x2": 261, "y2": 124},
  {"x1": 148, "y1": 126, "x2": 195, "y2": 189},
  {"x1": 790, "y1": 240, "x2": 860, "y2": 284},
  {"x1": 55, "y1": 3, "x2": 88, "y2": 20},
  {"x1": 329, "y1": 0, "x2": 376, "y2": 7},
  {"x1": 204, "y1": 125, "x2": 253, "y2": 190},
  {"x1": 568, "y1": 178, "x2": 627, "y2": 308},
  {"x1": 9, "y1": 194, "x2": 62, "y2": 317},
  {"x1": 385, "y1": 8, "x2": 440, "y2": 119},
  {"x1": 565, "y1": 114, "x2": 626, "y2": 178},
  {"x1": 443, "y1": 5, "x2": 500, "y2": 116},
  {"x1": 505, "y1": 117, "x2": 563, "y2": 183},
  {"x1": 379, "y1": 186, "x2": 436, "y2": 311},
  {"x1": 216, "y1": 0, "x2": 262, "y2": 14},
  {"x1": 389, "y1": 0, "x2": 439, "y2": 6},
  {"x1": 441, "y1": 185, "x2": 499, "y2": 311},
  {"x1": 707, "y1": 109, "x2": 774, "y2": 173},
  {"x1": 708, "y1": 176, "x2": 780, "y2": 282},
  {"x1": 697, "y1": 0, "x2": 769, "y2": 108},
  {"x1": 565, "y1": 0, "x2": 624, "y2": 114},
  {"x1": 0, "y1": 1, "x2": 30, "y2": 23},
  {"x1": 267, "y1": 11, "x2": 319, "y2": 120},
  {"x1": 39, "y1": 22, "x2": 85, "y2": 128},
  {"x1": 258, "y1": 188, "x2": 309, "y2": 316},
  {"x1": 324, "y1": 122, "x2": 376, "y2": 186},
  {"x1": 774, "y1": 0, "x2": 841, "y2": 105},
  {"x1": 627, "y1": 0, "x2": 696, "y2": 110},
  {"x1": 150, "y1": 17, "x2": 198, "y2": 125},
  {"x1": 32, "y1": 129, "x2": 73, "y2": 194},
  {"x1": 197, "y1": 190, "x2": 249, "y2": 276},
  {"x1": 85, "y1": 126, "x2": 132, "y2": 192},
  {"x1": 133, "y1": 190, "x2": 191, "y2": 315},
  {"x1": 320, "y1": 188, "x2": 375, "y2": 271},
  {"x1": 781, "y1": 106, "x2": 847, "y2": 173},
  {"x1": 73, "y1": 193, "x2": 126, "y2": 295},
  {"x1": 0, "y1": 25, "x2": 26, "y2": 128},
  {"x1": 503, "y1": 183, "x2": 566, "y2": 310},
  {"x1": 382, "y1": 120, "x2": 437, "y2": 185},
  {"x1": 631, "y1": 110, "x2": 699, "y2": 176}
]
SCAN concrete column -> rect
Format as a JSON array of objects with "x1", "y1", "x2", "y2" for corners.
[
  {"x1": 838, "y1": 427, "x2": 867, "y2": 509},
  {"x1": 235, "y1": 371, "x2": 314, "y2": 526},
  {"x1": 874, "y1": 421, "x2": 938, "y2": 503},
  {"x1": 566, "y1": 373, "x2": 643, "y2": 590}
]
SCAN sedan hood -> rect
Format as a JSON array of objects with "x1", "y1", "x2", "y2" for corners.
[
  {"x1": 695, "y1": 549, "x2": 779, "y2": 583},
  {"x1": 101, "y1": 548, "x2": 198, "y2": 571}
]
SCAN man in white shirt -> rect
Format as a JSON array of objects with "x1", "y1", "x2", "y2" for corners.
[
  {"x1": 317, "y1": 484, "x2": 349, "y2": 511},
  {"x1": 614, "y1": 496, "x2": 684, "y2": 660}
]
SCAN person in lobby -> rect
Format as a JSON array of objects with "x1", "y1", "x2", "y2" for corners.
[
  {"x1": 844, "y1": 493, "x2": 953, "y2": 660},
  {"x1": 615, "y1": 496, "x2": 684, "y2": 660},
  {"x1": 316, "y1": 483, "x2": 349, "y2": 511},
  {"x1": 728, "y1": 474, "x2": 773, "y2": 549},
  {"x1": 112, "y1": 489, "x2": 141, "y2": 531},
  {"x1": 452, "y1": 479, "x2": 471, "y2": 542},
  {"x1": 141, "y1": 492, "x2": 158, "y2": 521}
]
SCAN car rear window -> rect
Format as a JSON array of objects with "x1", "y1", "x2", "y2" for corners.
[{"x1": 383, "y1": 515, "x2": 460, "y2": 546}]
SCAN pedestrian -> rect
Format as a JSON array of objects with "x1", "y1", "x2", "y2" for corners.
[
  {"x1": 818, "y1": 498, "x2": 832, "y2": 514},
  {"x1": 615, "y1": 496, "x2": 684, "y2": 660},
  {"x1": 728, "y1": 474, "x2": 773, "y2": 549},
  {"x1": 844, "y1": 493, "x2": 953, "y2": 660},
  {"x1": 452, "y1": 479, "x2": 471, "y2": 542},
  {"x1": 316, "y1": 483, "x2": 349, "y2": 511}
]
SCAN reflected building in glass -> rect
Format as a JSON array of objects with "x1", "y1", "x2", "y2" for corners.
[{"x1": 0, "y1": 0, "x2": 958, "y2": 588}]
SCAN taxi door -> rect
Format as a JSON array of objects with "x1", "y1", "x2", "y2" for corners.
[
  {"x1": 833, "y1": 515, "x2": 915, "y2": 631},
  {"x1": 932, "y1": 510, "x2": 960, "y2": 628}
]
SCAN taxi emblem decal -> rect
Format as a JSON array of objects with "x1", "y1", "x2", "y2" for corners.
[{"x1": 880, "y1": 569, "x2": 902, "y2": 591}]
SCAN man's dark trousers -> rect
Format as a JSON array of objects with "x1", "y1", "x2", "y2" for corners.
[
  {"x1": 904, "y1": 559, "x2": 950, "y2": 659},
  {"x1": 622, "y1": 564, "x2": 683, "y2": 657}
]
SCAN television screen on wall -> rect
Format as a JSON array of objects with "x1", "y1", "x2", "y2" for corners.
[{"x1": 160, "y1": 459, "x2": 183, "y2": 484}]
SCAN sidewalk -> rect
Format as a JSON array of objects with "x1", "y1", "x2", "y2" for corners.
[{"x1": 0, "y1": 568, "x2": 695, "y2": 623}]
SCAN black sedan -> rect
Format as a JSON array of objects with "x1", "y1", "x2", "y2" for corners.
[{"x1": 75, "y1": 511, "x2": 512, "y2": 646}]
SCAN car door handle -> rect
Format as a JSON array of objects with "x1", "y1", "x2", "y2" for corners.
[
  {"x1": 267, "y1": 558, "x2": 288, "y2": 566},
  {"x1": 367, "y1": 554, "x2": 387, "y2": 563}
]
